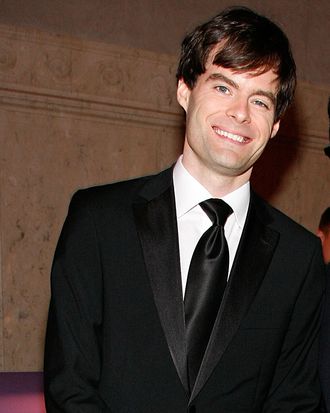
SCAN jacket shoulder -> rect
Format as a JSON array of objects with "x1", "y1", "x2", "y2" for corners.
[
  {"x1": 252, "y1": 192, "x2": 319, "y2": 245},
  {"x1": 68, "y1": 166, "x2": 173, "y2": 212}
]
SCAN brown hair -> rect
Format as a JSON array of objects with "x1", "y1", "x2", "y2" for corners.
[{"x1": 176, "y1": 7, "x2": 296, "y2": 122}]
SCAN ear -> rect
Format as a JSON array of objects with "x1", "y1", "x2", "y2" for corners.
[
  {"x1": 270, "y1": 120, "x2": 280, "y2": 139},
  {"x1": 317, "y1": 229, "x2": 325, "y2": 243},
  {"x1": 176, "y1": 78, "x2": 191, "y2": 112}
]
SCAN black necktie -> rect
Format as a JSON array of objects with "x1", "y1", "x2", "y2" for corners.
[{"x1": 184, "y1": 198, "x2": 233, "y2": 389}]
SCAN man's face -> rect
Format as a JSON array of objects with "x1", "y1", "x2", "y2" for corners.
[{"x1": 177, "y1": 56, "x2": 280, "y2": 187}]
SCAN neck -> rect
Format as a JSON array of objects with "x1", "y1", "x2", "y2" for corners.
[{"x1": 181, "y1": 156, "x2": 251, "y2": 198}]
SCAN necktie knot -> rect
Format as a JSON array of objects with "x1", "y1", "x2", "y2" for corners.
[{"x1": 200, "y1": 198, "x2": 233, "y2": 227}]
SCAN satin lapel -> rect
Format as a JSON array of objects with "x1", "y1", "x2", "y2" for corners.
[
  {"x1": 132, "y1": 174, "x2": 189, "y2": 392},
  {"x1": 190, "y1": 194, "x2": 280, "y2": 402}
]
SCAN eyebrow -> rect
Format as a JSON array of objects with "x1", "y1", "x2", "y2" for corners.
[
  {"x1": 206, "y1": 72, "x2": 277, "y2": 105},
  {"x1": 208, "y1": 73, "x2": 238, "y2": 88}
]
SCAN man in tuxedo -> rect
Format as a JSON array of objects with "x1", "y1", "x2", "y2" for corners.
[
  {"x1": 319, "y1": 207, "x2": 330, "y2": 411},
  {"x1": 44, "y1": 7, "x2": 325, "y2": 412}
]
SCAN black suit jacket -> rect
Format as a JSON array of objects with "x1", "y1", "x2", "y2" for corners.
[
  {"x1": 44, "y1": 167, "x2": 325, "y2": 412},
  {"x1": 320, "y1": 264, "x2": 330, "y2": 412}
]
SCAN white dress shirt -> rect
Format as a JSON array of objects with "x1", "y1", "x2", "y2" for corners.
[{"x1": 173, "y1": 156, "x2": 250, "y2": 296}]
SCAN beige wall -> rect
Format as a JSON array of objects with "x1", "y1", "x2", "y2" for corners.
[
  {"x1": 0, "y1": 25, "x2": 184, "y2": 370},
  {"x1": 0, "y1": 0, "x2": 329, "y2": 86},
  {"x1": 0, "y1": 11, "x2": 329, "y2": 371}
]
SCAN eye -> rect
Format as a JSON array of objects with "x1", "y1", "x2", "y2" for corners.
[
  {"x1": 253, "y1": 99, "x2": 269, "y2": 109},
  {"x1": 215, "y1": 85, "x2": 230, "y2": 94}
]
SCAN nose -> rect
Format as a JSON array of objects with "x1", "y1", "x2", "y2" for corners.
[{"x1": 226, "y1": 97, "x2": 251, "y2": 124}]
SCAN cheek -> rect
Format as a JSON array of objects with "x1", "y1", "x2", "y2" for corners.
[
  {"x1": 187, "y1": 103, "x2": 207, "y2": 128},
  {"x1": 254, "y1": 114, "x2": 276, "y2": 137}
]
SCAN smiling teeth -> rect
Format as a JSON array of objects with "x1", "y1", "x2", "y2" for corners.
[{"x1": 213, "y1": 128, "x2": 246, "y2": 143}]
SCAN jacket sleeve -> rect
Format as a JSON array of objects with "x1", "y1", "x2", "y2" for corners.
[
  {"x1": 44, "y1": 191, "x2": 111, "y2": 412},
  {"x1": 262, "y1": 241, "x2": 325, "y2": 413}
]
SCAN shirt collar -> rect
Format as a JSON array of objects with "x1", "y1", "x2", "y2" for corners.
[
  {"x1": 173, "y1": 156, "x2": 212, "y2": 218},
  {"x1": 222, "y1": 181, "x2": 250, "y2": 229},
  {"x1": 173, "y1": 155, "x2": 250, "y2": 228}
]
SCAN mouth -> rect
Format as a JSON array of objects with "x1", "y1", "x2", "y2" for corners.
[{"x1": 212, "y1": 127, "x2": 249, "y2": 143}]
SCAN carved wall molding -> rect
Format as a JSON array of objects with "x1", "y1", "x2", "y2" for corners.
[
  {"x1": 0, "y1": 88, "x2": 184, "y2": 129},
  {"x1": 0, "y1": 23, "x2": 329, "y2": 148},
  {"x1": 0, "y1": 24, "x2": 179, "y2": 114}
]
